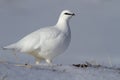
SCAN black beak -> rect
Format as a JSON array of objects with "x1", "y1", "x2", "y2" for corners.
[{"x1": 72, "y1": 13, "x2": 75, "y2": 16}]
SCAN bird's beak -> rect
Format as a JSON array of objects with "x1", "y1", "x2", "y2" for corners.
[{"x1": 72, "y1": 13, "x2": 75, "y2": 16}]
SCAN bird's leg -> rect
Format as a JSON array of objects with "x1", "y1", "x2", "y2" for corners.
[
  {"x1": 35, "y1": 58, "x2": 40, "y2": 65},
  {"x1": 46, "y1": 59, "x2": 52, "y2": 65},
  {"x1": 35, "y1": 61, "x2": 40, "y2": 65}
]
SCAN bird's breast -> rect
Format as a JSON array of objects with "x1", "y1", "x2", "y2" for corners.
[{"x1": 40, "y1": 31, "x2": 71, "y2": 59}]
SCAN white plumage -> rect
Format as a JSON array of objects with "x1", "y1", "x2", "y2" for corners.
[{"x1": 3, "y1": 10, "x2": 75, "y2": 64}]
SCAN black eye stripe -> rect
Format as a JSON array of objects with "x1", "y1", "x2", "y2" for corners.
[
  {"x1": 64, "y1": 13, "x2": 72, "y2": 15},
  {"x1": 64, "y1": 13, "x2": 75, "y2": 16}
]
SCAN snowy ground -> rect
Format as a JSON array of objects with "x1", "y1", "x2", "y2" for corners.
[
  {"x1": 0, "y1": 61, "x2": 120, "y2": 80},
  {"x1": 0, "y1": 0, "x2": 120, "y2": 80}
]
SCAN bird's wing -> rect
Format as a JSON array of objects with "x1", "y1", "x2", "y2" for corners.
[
  {"x1": 33, "y1": 27, "x2": 61, "y2": 50},
  {"x1": 17, "y1": 27, "x2": 61, "y2": 52}
]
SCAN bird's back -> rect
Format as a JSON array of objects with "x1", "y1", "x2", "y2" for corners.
[{"x1": 14, "y1": 26, "x2": 61, "y2": 52}]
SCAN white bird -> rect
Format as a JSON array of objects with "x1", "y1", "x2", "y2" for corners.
[{"x1": 2, "y1": 10, "x2": 75, "y2": 64}]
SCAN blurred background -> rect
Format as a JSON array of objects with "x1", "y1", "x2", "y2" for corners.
[{"x1": 0, "y1": 0, "x2": 120, "y2": 64}]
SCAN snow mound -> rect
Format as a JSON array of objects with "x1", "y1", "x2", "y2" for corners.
[{"x1": 0, "y1": 61, "x2": 120, "y2": 80}]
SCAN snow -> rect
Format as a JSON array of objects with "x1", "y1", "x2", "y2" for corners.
[
  {"x1": 0, "y1": 61, "x2": 120, "y2": 80},
  {"x1": 0, "y1": 1, "x2": 120, "y2": 80}
]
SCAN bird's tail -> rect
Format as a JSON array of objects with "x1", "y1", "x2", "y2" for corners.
[
  {"x1": 1, "y1": 43, "x2": 20, "y2": 61},
  {"x1": 1, "y1": 43, "x2": 17, "y2": 51}
]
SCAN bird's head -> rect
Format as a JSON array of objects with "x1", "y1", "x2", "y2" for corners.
[{"x1": 60, "y1": 10, "x2": 75, "y2": 21}]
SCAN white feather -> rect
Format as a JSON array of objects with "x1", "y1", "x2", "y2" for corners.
[{"x1": 3, "y1": 10, "x2": 75, "y2": 64}]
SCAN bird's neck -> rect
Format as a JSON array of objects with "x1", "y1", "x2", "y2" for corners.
[{"x1": 56, "y1": 17, "x2": 70, "y2": 32}]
